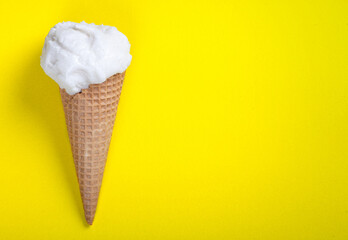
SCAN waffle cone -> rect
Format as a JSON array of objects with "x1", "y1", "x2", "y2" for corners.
[{"x1": 60, "y1": 72, "x2": 125, "y2": 225}]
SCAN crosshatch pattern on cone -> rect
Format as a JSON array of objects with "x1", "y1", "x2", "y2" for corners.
[{"x1": 60, "y1": 71, "x2": 125, "y2": 225}]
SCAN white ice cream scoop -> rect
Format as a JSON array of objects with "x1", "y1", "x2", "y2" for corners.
[{"x1": 40, "y1": 21, "x2": 132, "y2": 95}]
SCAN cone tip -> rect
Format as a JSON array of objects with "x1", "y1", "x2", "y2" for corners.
[{"x1": 86, "y1": 218, "x2": 94, "y2": 225}]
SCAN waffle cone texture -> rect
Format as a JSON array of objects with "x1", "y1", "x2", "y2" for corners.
[{"x1": 60, "y1": 72, "x2": 125, "y2": 225}]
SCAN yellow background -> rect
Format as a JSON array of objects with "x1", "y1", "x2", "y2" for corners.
[{"x1": 0, "y1": 0, "x2": 348, "y2": 239}]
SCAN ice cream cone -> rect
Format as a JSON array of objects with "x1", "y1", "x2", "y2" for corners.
[{"x1": 60, "y1": 72, "x2": 125, "y2": 225}]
